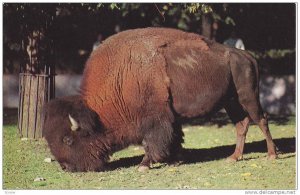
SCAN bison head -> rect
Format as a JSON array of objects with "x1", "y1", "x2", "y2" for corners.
[{"x1": 43, "y1": 96, "x2": 109, "y2": 172}]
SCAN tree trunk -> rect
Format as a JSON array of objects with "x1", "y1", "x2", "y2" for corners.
[
  {"x1": 202, "y1": 14, "x2": 212, "y2": 39},
  {"x1": 18, "y1": 29, "x2": 55, "y2": 139}
]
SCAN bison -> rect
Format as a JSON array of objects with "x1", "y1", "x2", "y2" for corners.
[{"x1": 43, "y1": 27, "x2": 277, "y2": 172}]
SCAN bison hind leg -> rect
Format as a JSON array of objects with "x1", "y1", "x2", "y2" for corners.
[
  {"x1": 229, "y1": 50, "x2": 277, "y2": 160},
  {"x1": 225, "y1": 96, "x2": 277, "y2": 162},
  {"x1": 240, "y1": 97, "x2": 278, "y2": 160},
  {"x1": 224, "y1": 98, "x2": 250, "y2": 162}
]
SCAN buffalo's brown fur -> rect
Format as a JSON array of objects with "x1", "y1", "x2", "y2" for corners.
[
  {"x1": 43, "y1": 96, "x2": 109, "y2": 172},
  {"x1": 44, "y1": 27, "x2": 277, "y2": 172}
]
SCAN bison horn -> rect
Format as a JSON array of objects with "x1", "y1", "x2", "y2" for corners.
[{"x1": 68, "y1": 114, "x2": 79, "y2": 131}]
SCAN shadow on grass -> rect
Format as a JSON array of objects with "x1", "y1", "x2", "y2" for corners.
[
  {"x1": 109, "y1": 137, "x2": 295, "y2": 170},
  {"x1": 3, "y1": 108, "x2": 18, "y2": 125}
]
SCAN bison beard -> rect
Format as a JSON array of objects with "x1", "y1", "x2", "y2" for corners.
[
  {"x1": 43, "y1": 96, "x2": 110, "y2": 172},
  {"x1": 43, "y1": 27, "x2": 277, "y2": 172}
]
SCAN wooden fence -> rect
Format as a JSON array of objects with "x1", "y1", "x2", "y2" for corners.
[{"x1": 18, "y1": 73, "x2": 55, "y2": 139}]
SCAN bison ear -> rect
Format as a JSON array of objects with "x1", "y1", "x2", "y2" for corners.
[{"x1": 68, "y1": 114, "x2": 79, "y2": 131}]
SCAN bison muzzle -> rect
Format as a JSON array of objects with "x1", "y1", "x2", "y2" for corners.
[{"x1": 43, "y1": 27, "x2": 277, "y2": 172}]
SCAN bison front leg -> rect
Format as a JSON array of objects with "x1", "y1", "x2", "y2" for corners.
[
  {"x1": 138, "y1": 116, "x2": 176, "y2": 172},
  {"x1": 138, "y1": 141, "x2": 152, "y2": 172},
  {"x1": 167, "y1": 121, "x2": 184, "y2": 165}
]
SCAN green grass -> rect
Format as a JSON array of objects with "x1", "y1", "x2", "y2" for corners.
[{"x1": 3, "y1": 117, "x2": 296, "y2": 189}]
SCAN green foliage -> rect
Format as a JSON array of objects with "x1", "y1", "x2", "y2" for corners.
[
  {"x1": 265, "y1": 49, "x2": 295, "y2": 59},
  {"x1": 186, "y1": 3, "x2": 201, "y2": 13},
  {"x1": 4, "y1": 3, "x2": 220, "y2": 41},
  {"x1": 3, "y1": 3, "x2": 295, "y2": 74},
  {"x1": 249, "y1": 49, "x2": 295, "y2": 60},
  {"x1": 109, "y1": 3, "x2": 120, "y2": 10},
  {"x1": 3, "y1": 117, "x2": 296, "y2": 189},
  {"x1": 119, "y1": 3, "x2": 147, "y2": 17},
  {"x1": 200, "y1": 4, "x2": 213, "y2": 14},
  {"x1": 184, "y1": 3, "x2": 213, "y2": 14},
  {"x1": 224, "y1": 16, "x2": 236, "y2": 26}
]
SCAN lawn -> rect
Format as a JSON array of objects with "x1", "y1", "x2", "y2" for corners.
[{"x1": 3, "y1": 115, "x2": 296, "y2": 190}]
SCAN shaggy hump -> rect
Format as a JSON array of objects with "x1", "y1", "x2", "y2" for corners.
[{"x1": 80, "y1": 27, "x2": 213, "y2": 125}]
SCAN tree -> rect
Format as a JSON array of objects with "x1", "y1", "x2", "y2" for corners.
[
  {"x1": 4, "y1": 3, "x2": 236, "y2": 74},
  {"x1": 3, "y1": 3, "x2": 234, "y2": 139},
  {"x1": 4, "y1": 3, "x2": 57, "y2": 138}
]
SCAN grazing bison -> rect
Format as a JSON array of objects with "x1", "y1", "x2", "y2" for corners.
[{"x1": 43, "y1": 27, "x2": 277, "y2": 172}]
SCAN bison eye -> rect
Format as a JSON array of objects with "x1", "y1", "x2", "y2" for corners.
[{"x1": 63, "y1": 136, "x2": 74, "y2": 146}]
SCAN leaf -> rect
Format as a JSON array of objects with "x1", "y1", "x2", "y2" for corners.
[
  {"x1": 96, "y1": 3, "x2": 102, "y2": 8},
  {"x1": 204, "y1": 182, "x2": 212, "y2": 186},
  {"x1": 212, "y1": 13, "x2": 222, "y2": 21},
  {"x1": 186, "y1": 3, "x2": 201, "y2": 13},
  {"x1": 225, "y1": 16, "x2": 236, "y2": 26},
  {"x1": 250, "y1": 163, "x2": 258, "y2": 168},
  {"x1": 163, "y1": 5, "x2": 168, "y2": 10},
  {"x1": 109, "y1": 3, "x2": 120, "y2": 10},
  {"x1": 44, "y1": 158, "x2": 53, "y2": 163},
  {"x1": 168, "y1": 168, "x2": 177, "y2": 172},
  {"x1": 201, "y1": 4, "x2": 213, "y2": 14},
  {"x1": 34, "y1": 177, "x2": 46, "y2": 182},
  {"x1": 241, "y1": 172, "x2": 252, "y2": 177}
]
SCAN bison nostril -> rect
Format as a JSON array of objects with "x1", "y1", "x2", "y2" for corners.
[
  {"x1": 60, "y1": 163, "x2": 67, "y2": 170},
  {"x1": 60, "y1": 162, "x2": 76, "y2": 172}
]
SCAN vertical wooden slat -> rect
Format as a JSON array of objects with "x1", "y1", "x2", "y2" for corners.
[
  {"x1": 36, "y1": 75, "x2": 45, "y2": 138},
  {"x1": 53, "y1": 70, "x2": 55, "y2": 98},
  {"x1": 45, "y1": 75, "x2": 49, "y2": 107},
  {"x1": 33, "y1": 76, "x2": 39, "y2": 138},
  {"x1": 18, "y1": 74, "x2": 24, "y2": 136},
  {"x1": 21, "y1": 75, "x2": 26, "y2": 135},
  {"x1": 28, "y1": 76, "x2": 37, "y2": 138},
  {"x1": 21, "y1": 75, "x2": 29, "y2": 137},
  {"x1": 18, "y1": 74, "x2": 26, "y2": 137},
  {"x1": 52, "y1": 75, "x2": 55, "y2": 98},
  {"x1": 33, "y1": 76, "x2": 40, "y2": 139},
  {"x1": 26, "y1": 75, "x2": 33, "y2": 138},
  {"x1": 18, "y1": 75, "x2": 21, "y2": 133},
  {"x1": 42, "y1": 75, "x2": 48, "y2": 138}
]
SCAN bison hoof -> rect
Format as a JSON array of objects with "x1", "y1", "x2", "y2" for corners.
[
  {"x1": 138, "y1": 165, "x2": 150, "y2": 172},
  {"x1": 267, "y1": 154, "x2": 277, "y2": 160},
  {"x1": 226, "y1": 155, "x2": 243, "y2": 163},
  {"x1": 168, "y1": 160, "x2": 183, "y2": 167},
  {"x1": 226, "y1": 157, "x2": 237, "y2": 163}
]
